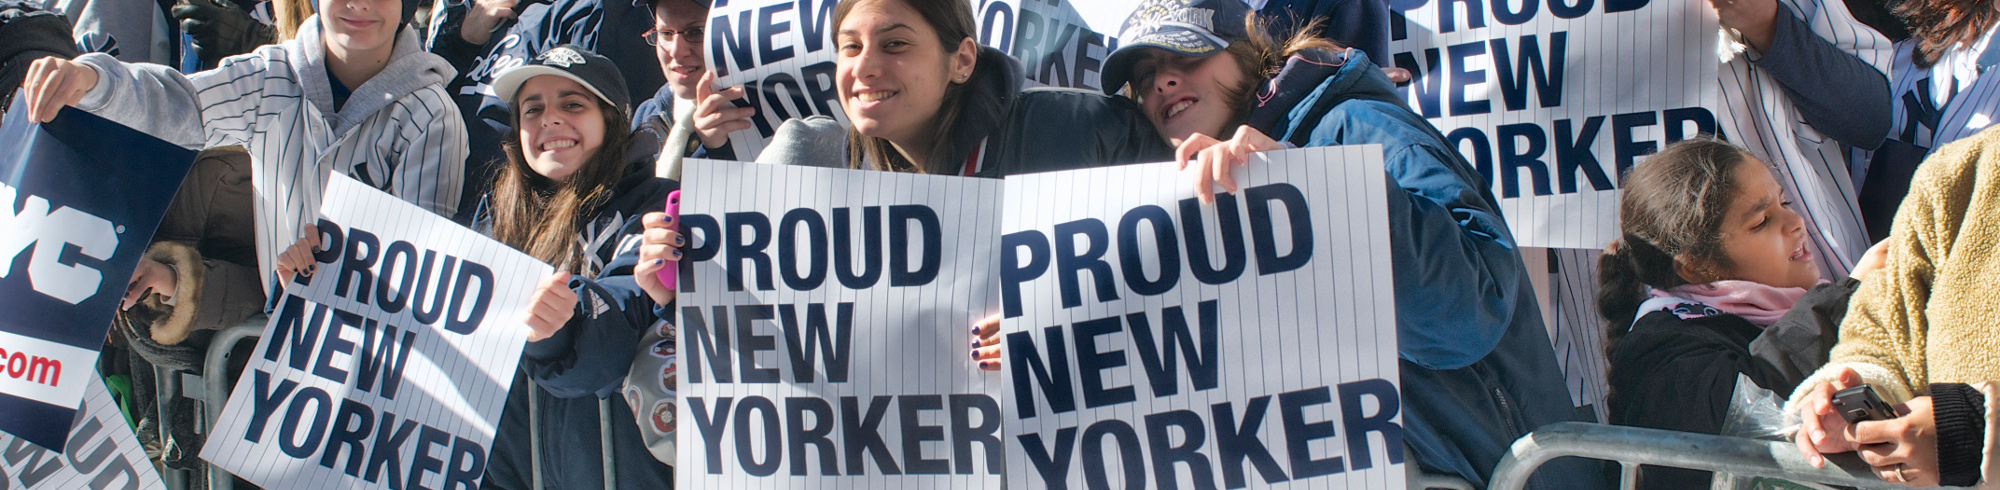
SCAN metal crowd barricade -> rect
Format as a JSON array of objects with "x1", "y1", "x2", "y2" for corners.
[
  {"x1": 1487, "y1": 422, "x2": 1960, "y2": 490},
  {"x1": 196, "y1": 317, "x2": 267, "y2": 490}
]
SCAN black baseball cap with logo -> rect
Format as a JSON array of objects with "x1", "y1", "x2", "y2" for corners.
[
  {"x1": 1100, "y1": 0, "x2": 1253, "y2": 94},
  {"x1": 492, "y1": 44, "x2": 633, "y2": 116}
]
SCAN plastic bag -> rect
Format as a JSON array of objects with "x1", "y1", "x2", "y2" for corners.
[{"x1": 1719, "y1": 373, "x2": 1801, "y2": 441}]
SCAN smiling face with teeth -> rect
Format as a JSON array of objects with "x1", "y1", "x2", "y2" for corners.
[
  {"x1": 1705, "y1": 157, "x2": 1823, "y2": 290},
  {"x1": 833, "y1": 0, "x2": 978, "y2": 166},
  {"x1": 514, "y1": 75, "x2": 610, "y2": 182},
  {"x1": 1128, "y1": 48, "x2": 1248, "y2": 145}
]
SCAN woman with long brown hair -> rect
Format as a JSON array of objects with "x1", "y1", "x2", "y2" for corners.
[
  {"x1": 477, "y1": 45, "x2": 677, "y2": 489},
  {"x1": 1075, "y1": 0, "x2": 1597, "y2": 486}
]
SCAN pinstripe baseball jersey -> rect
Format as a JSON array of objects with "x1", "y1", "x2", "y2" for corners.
[
  {"x1": 1850, "y1": 34, "x2": 1999, "y2": 178},
  {"x1": 72, "y1": 17, "x2": 468, "y2": 295}
]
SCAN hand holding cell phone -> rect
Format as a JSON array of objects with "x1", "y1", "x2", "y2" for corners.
[{"x1": 1832, "y1": 385, "x2": 1898, "y2": 424}]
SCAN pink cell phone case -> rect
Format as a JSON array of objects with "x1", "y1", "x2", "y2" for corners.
[{"x1": 655, "y1": 191, "x2": 680, "y2": 291}]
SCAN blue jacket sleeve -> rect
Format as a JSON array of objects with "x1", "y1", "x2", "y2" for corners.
[
  {"x1": 521, "y1": 243, "x2": 658, "y2": 399},
  {"x1": 1754, "y1": 3, "x2": 1892, "y2": 150},
  {"x1": 1378, "y1": 143, "x2": 1536, "y2": 370}
]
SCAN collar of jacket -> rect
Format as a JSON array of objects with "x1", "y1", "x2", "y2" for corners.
[
  {"x1": 1245, "y1": 47, "x2": 1401, "y2": 137},
  {"x1": 292, "y1": 16, "x2": 458, "y2": 134},
  {"x1": 920, "y1": 45, "x2": 1023, "y2": 175}
]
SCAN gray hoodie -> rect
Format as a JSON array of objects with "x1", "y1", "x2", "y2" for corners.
[{"x1": 74, "y1": 16, "x2": 468, "y2": 293}]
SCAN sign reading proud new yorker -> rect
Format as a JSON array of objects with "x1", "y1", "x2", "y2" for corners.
[
  {"x1": 1000, "y1": 146, "x2": 1406, "y2": 489},
  {"x1": 676, "y1": 159, "x2": 1006, "y2": 487},
  {"x1": 0, "y1": 376, "x2": 167, "y2": 490},
  {"x1": 1387, "y1": 0, "x2": 1720, "y2": 248},
  {"x1": 201, "y1": 173, "x2": 550, "y2": 490},
  {"x1": 0, "y1": 95, "x2": 196, "y2": 451}
]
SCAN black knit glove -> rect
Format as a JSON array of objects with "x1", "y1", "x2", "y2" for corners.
[{"x1": 171, "y1": 0, "x2": 271, "y2": 65}]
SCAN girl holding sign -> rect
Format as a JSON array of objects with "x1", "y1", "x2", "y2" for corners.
[
  {"x1": 1596, "y1": 138, "x2": 1884, "y2": 489},
  {"x1": 992, "y1": 0, "x2": 1604, "y2": 486},
  {"x1": 475, "y1": 45, "x2": 677, "y2": 489}
]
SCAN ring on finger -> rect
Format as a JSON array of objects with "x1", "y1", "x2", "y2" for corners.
[{"x1": 1892, "y1": 464, "x2": 1909, "y2": 483}]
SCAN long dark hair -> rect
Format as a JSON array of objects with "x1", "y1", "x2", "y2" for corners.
[
  {"x1": 832, "y1": 0, "x2": 988, "y2": 174},
  {"x1": 489, "y1": 96, "x2": 633, "y2": 274},
  {"x1": 1597, "y1": 137, "x2": 1752, "y2": 348},
  {"x1": 1897, "y1": 0, "x2": 1999, "y2": 67},
  {"x1": 1204, "y1": 16, "x2": 1344, "y2": 127}
]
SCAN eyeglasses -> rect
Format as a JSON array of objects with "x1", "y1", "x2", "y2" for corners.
[{"x1": 641, "y1": 27, "x2": 704, "y2": 46}]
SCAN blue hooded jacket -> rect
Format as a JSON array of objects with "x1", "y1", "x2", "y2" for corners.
[{"x1": 1246, "y1": 48, "x2": 1603, "y2": 488}]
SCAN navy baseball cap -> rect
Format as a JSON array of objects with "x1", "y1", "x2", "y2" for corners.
[
  {"x1": 493, "y1": 45, "x2": 633, "y2": 116},
  {"x1": 1101, "y1": 0, "x2": 1253, "y2": 94}
]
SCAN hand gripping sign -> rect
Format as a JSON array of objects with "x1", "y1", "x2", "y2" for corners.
[
  {"x1": 999, "y1": 145, "x2": 1407, "y2": 489},
  {"x1": 200, "y1": 173, "x2": 551, "y2": 490},
  {"x1": 0, "y1": 94, "x2": 196, "y2": 451}
]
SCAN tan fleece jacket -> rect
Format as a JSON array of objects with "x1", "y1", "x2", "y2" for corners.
[{"x1": 1791, "y1": 126, "x2": 2000, "y2": 487}]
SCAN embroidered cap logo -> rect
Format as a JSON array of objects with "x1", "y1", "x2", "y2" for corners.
[{"x1": 542, "y1": 47, "x2": 587, "y2": 68}]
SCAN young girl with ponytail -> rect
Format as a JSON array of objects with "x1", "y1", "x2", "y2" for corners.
[{"x1": 1600, "y1": 137, "x2": 1885, "y2": 489}]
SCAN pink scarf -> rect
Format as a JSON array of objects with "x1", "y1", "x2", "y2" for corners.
[{"x1": 1648, "y1": 280, "x2": 1816, "y2": 328}]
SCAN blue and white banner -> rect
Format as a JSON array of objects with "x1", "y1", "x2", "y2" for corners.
[
  {"x1": 999, "y1": 146, "x2": 1406, "y2": 489},
  {"x1": 0, "y1": 95, "x2": 196, "y2": 451},
  {"x1": 1387, "y1": 0, "x2": 1720, "y2": 248},
  {"x1": 200, "y1": 173, "x2": 551, "y2": 490},
  {"x1": 675, "y1": 159, "x2": 1007, "y2": 487}
]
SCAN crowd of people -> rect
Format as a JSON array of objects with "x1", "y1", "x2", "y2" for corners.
[{"x1": 3, "y1": 0, "x2": 2000, "y2": 487}]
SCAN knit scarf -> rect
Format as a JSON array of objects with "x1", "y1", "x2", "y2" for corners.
[{"x1": 1648, "y1": 280, "x2": 1814, "y2": 328}]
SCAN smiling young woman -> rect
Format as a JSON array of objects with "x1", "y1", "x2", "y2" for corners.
[
  {"x1": 754, "y1": 0, "x2": 1170, "y2": 177},
  {"x1": 478, "y1": 45, "x2": 679, "y2": 489}
]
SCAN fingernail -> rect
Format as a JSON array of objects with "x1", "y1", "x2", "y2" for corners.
[
  {"x1": 979, "y1": 361, "x2": 993, "y2": 369},
  {"x1": 1811, "y1": 455, "x2": 1822, "y2": 467},
  {"x1": 671, "y1": 249, "x2": 683, "y2": 259},
  {"x1": 674, "y1": 236, "x2": 684, "y2": 246},
  {"x1": 970, "y1": 349, "x2": 979, "y2": 358},
  {"x1": 971, "y1": 339, "x2": 980, "y2": 348},
  {"x1": 664, "y1": 215, "x2": 674, "y2": 224},
  {"x1": 653, "y1": 259, "x2": 664, "y2": 265},
  {"x1": 971, "y1": 325, "x2": 982, "y2": 335}
]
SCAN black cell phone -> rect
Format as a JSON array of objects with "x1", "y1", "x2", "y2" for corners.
[{"x1": 1832, "y1": 385, "x2": 1898, "y2": 424}]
